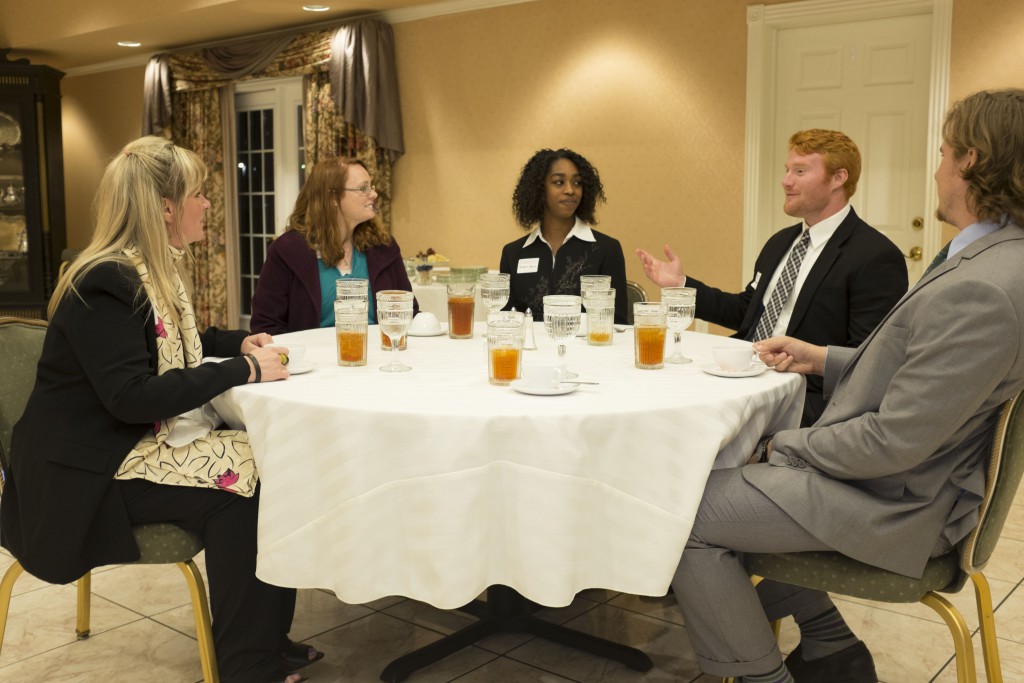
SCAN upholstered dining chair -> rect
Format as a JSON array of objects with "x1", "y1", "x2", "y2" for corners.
[
  {"x1": 625, "y1": 279, "x2": 647, "y2": 325},
  {"x1": 736, "y1": 390, "x2": 1024, "y2": 683},
  {"x1": 0, "y1": 316, "x2": 219, "y2": 682}
]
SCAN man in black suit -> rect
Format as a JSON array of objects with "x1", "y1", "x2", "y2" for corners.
[{"x1": 637, "y1": 129, "x2": 907, "y2": 425}]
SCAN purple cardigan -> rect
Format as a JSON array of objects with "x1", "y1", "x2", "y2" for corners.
[{"x1": 250, "y1": 230, "x2": 416, "y2": 333}]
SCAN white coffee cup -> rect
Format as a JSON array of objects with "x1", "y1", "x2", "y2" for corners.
[
  {"x1": 275, "y1": 345, "x2": 305, "y2": 367},
  {"x1": 712, "y1": 345, "x2": 754, "y2": 372},
  {"x1": 521, "y1": 358, "x2": 567, "y2": 389},
  {"x1": 409, "y1": 311, "x2": 442, "y2": 335}
]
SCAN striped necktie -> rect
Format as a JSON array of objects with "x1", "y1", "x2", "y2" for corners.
[
  {"x1": 753, "y1": 230, "x2": 811, "y2": 341},
  {"x1": 921, "y1": 242, "x2": 951, "y2": 278}
]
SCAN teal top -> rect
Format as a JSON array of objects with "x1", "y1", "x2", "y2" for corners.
[{"x1": 318, "y1": 248, "x2": 373, "y2": 326}]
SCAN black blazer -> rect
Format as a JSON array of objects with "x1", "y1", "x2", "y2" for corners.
[
  {"x1": 0, "y1": 262, "x2": 251, "y2": 584},
  {"x1": 686, "y1": 208, "x2": 908, "y2": 424},
  {"x1": 499, "y1": 228, "x2": 629, "y2": 324}
]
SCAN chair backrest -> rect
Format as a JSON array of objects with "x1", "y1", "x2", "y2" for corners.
[
  {"x1": 0, "y1": 317, "x2": 47, "y2": 491},
  {"x1": 624, "y1": 280, "x2": 647, "y2": 325},
  {"x1": 962, "y1": 390, "x2": 1024, "y2": 572}
]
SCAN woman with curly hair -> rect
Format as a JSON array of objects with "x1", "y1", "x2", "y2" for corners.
[
  {"x1": 250, "y1": 157, "x2": 415, "y2": 333},
  {"x1": 499, "y1": 148, "x2": 628, "y2": 322}
]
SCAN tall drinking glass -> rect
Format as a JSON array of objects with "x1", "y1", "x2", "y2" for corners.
[
  {"x1": 487, "y1": 315, "x2": 525, "y2": 385},
  {"x1": 633, "y1": 302, "x2": 667, "y2": 370},
  {"x1": 336, "y1": 278, "x2": 369, "y2": 309},
  {"x1": 335, "y1": 301, "x2": 368, "y2": 366},
  {"x1": 580, "y1": 276, "x2": 612, "y2": 343},
  {"x1": 376, "y1": 290, "x2": 415, "y2": 372},
  {"x1": 661, "y1": 287, "x2": 696, "y2": 364},
  {"x1": 447, "y1": 282, "x2": 476, "y2": 339},
  {"x1": 542, "y1": 295, "x2": 582, "y2": 362},
  {"x1": 583, "y1": 289, "x2": 615, "y2": 346}
]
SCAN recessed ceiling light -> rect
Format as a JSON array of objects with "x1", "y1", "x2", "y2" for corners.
[
  {"x1": 117, "y1": 41, "x2": 142, "y2": 48},
  {"x1": 302, "y1": 4, "x2": 330, "y2": 11}
]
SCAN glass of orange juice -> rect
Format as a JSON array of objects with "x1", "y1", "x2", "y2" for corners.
[
  {"x1": 334, "y1": 301, "x2": 368, "y2": 366},
  {"x1": 633, "y1": 302, "x2": 667, "y2": 369},
  {"x1": 486, "y1": 314, "x2": 524, "y2": 385}
]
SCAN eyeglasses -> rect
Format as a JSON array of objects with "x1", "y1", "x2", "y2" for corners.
[{"x1": 344, "y1": 185, "x2": 376, "y2": 196}]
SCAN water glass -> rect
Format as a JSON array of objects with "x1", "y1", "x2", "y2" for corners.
[
  {"x1": 543, "y1": 294, "x2": 582, "y2": 359},
  {"x1": 447, "y1": 282, "x2": 476, "y2": 339},
  {"x1": 478, "y1": 272, "x2": 511, "y2": 315},
  {"x1": 584, "y1": 289, "x2": 615, "y2": 346},
  {"x1": 580, "y1": 275, "x2": 612, "y2": 297},
  {"x1": 376, "y1": 290, "x2": 415, "y2": 372},
  {"x1": 377, "y1": 290, "x2": 411, "y2": 350},
  {"x1": 633, "y1": 302, "x2": 667, "y2": 369},
  {"x1": 487, "y1": 316, "x2": 524, "y2": 385},
  {"x1": 336, "y1": 278, "x2": 369, "y2": 313},
  {"x1": 335, "y1": 301, "x2": 368, "y2": 366},
  {"x1": 661, "y1": 287, "x2": 696, "y2": 364}
]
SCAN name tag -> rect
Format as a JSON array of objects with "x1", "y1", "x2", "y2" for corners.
[{"x1": 517, "y1": 258, "x2": 540, "y2": 274}]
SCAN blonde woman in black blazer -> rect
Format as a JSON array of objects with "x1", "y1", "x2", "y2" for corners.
[{"x1": 0, "y1": 137, "x2": 319, "y2": 683}]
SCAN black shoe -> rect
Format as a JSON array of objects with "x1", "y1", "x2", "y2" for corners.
[
  {"x1": 279, "y1": 639, "x2": 324, "y2": 673},
  {"x1": 784, "y1": 641, "x2": 877, "y2": 683}
]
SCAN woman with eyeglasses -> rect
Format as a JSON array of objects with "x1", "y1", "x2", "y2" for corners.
[
  {"x1": 250, "y1": 157, "x2": 415, "y2": 333},
  {"x1": 500, "y1": 148, "x2": 629, "y2": 323}
]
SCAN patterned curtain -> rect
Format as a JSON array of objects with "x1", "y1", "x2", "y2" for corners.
[
  {"x1": 145, "y1": 22, "x2": 402, "y2": 329},
  {"x1": 171, "y1": 88, "x2": 228, "y2": 327},
  {"x1": 303, "y1": 71, "x2": 395, "y2": 230}
]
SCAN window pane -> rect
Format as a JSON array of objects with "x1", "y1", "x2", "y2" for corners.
[
  {"x1": 263, "y1": 152, "x2": 275, "y2": 193},
  {"x1": 237, "y1": 113, "x2": 249, "y2": 152},
  {"x1": 262, "y1": 110, "x2": 273, "y2": 149},
  {"x1": 240, "y1": 236, "x2": 251, "y2": 273},
  {"x1": 264, "y1": 196, "x2": 275, "y2": 234},
  {"x1": 249, "y1": 111, "x2": 261, "y2": 150},
  {"x1": 241, "y1": 277, "x2": 252, "y2": 315}
]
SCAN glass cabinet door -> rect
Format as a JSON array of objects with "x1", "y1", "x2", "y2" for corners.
[{"x1": 0, "y1": 98, "x2": 31, "y2": 295}]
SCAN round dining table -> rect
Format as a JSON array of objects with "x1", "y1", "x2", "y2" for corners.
[{"x1": 211, "y1": 321, "x2": 804, "y2": 679}]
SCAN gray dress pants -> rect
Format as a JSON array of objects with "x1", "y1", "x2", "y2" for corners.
[{"x1": 670, "y1": 466, "x2": 833, "y2": 677}]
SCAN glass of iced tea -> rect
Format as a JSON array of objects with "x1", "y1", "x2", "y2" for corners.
[
  {"x1": 633, "y1": 302, "x2": 667, "y2": 369},
  {"x1": 487, "y1": 316, "x2": 524, "y2": 385},
  {"x1": 335, "y1": 301, "x2": 368, "y2": 366},
  {"x1": 582, "y1": 287, "x2": 614, "y2": 346},
  {"x1": 447, "y1": 282, "x2": 476, "y2": 339}
]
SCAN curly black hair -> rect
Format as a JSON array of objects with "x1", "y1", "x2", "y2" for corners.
[{"x1": 511, "y1": 148, "x2": 606, "y2": 229}]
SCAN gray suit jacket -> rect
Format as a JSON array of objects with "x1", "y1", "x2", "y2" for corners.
[{"x1": 743, "y1": 223, "x2": 1024, "y2": 578}]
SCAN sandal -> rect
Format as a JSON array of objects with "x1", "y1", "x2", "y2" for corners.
[{"x1": 279, "y1": 639, "x2": 325, "y2": 673}]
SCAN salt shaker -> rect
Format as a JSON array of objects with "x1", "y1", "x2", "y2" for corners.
[{"x1": 522, "y1": 307, "x2": 537, "y2": 350}]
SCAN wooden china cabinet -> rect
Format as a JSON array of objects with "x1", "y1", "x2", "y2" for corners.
[{"x1": 0, "y1": 50, "x2": 65, "y2": 319}]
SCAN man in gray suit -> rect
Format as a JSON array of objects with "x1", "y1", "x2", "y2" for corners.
[{"x1": 671, "y1": 88, "x2": 1024, "y2": 683}]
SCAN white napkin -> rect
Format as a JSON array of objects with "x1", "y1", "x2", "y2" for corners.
[{"x1": 165, "y1": 402, "x2": 222, "y2": 447}]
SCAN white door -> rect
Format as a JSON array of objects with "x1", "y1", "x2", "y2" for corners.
[
  {"x1": 745, "y1": 0, "x2": 952, "y2": 286},
  {"x1": 770, "y1": 13, "x2": 931, "y2": 279}
]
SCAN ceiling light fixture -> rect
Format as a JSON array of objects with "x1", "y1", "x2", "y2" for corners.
[
  {"x1": 302, "y1": 5, "x2": 330, "y2": 11},
  {"x1": 117, "y1": 41, "x2": 142, "y2": 48}
]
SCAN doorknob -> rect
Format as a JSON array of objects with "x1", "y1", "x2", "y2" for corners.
[
  {"x1": 912, "y1": 217, "x2": 924, "y2": 230},
  {"x1": 905, "y1": 246, "x2": 922, "y2": 261}
]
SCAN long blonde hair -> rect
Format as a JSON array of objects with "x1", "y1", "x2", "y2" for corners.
[
  {"x1": 285, "y1": 157, "x2": 390, "y2": 266},
  {"x1": 49, "y1": 136, "x2": 207, "y2": 330}
]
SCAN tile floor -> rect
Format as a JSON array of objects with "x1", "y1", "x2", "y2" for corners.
[{"x1": 2, "y1": 484, "x2": 1024, "y2": 682}]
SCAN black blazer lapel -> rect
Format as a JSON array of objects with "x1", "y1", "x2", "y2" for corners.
[{"x1": 786, "y1": 209, "x2": 860, "y2": 334}]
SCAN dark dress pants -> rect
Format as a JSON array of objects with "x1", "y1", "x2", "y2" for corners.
[{"x1": 117, "y1": 479, "x2": 296, "y2": 683}]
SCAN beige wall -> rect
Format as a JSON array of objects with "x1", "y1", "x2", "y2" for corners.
[
  {"x1": 58, "y1": 0, "x2": 1024, "y2": 299},
  {"x1": 61, "y1": 65, "x2": 146, "y2": 248}
]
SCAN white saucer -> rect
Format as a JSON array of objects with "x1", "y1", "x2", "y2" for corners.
[
  {"x1": 510, "y1": 380, "x2": 580, "y2": 396},
  {"x1": 287, "y1": 363, "x2": 314, "y2": 375},
  {"x1": 408, "y1": 324, "x2": 446, "y2": 337},
  {"x1": 702, "y1": 363, "x2": 768, "y2": 378}
]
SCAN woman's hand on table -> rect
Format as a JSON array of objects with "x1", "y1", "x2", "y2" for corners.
[
  {"x1": 754, "y1": 336, "x2": 826, "y2": 376},
  {"x1": 244, "y1": 345, "x2": 290, "y2": 383},
  {"x1": 241, "y1": 333, "x2": 275, "y2": 353}
]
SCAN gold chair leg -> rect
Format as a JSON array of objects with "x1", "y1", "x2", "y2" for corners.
[
  {"x1": 971, "y1": 572, "x2": 1003, "y2": 683},
  {"x1": 0, "y1": 560, "x2": 26, "y2": 654},
  {"x1": 177, "y1": 560, "x2": 219, "y2": 683},
  {"x1": 76, "y1": 571, "x2": 91, "y2": 639},
  {"x1": 921, "y1": 591, "x2": 977, "y2": 683}
]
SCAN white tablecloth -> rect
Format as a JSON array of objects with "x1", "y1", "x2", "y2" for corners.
[{"x1": 212, "y1": 324, "x2": 804, "y2": 609}]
